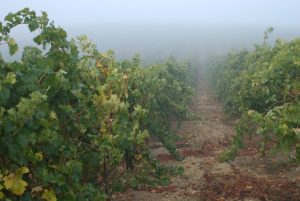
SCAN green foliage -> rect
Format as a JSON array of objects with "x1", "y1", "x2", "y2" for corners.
[
  {"x1": 0, "y1": 8, "x2": 194, "y2": 200},
  {"x1": 124, "y1": 57, "x2": 193, "y2": 159},
  {"x1": 210, "y1": 30, "x2": 300, "y2": 162}
]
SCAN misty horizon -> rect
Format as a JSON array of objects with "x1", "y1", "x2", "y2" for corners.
[
  {"x1": 2, "y1": 24, "x2": 300, "y2": 64},
  {"x1": 1, "y1": 0, "x2": 300, "y2": 63}
]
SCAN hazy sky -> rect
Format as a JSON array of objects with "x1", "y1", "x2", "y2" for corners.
[
  {"x1": 1, "y1": 1, "x2": 300, "y2": 63},
  {"x1": 1, "y1": 0, "x2": 300, "y2": 27}
]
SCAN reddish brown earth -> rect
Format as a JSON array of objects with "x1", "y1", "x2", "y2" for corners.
[{"x1": 113, "y1": 72, "x2": 300, "y2": 201}]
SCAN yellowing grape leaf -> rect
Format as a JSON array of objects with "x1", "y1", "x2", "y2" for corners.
[
  {"x1": 34, "y1": 152, "x2": 43, "y2": 161},
  {"x1": 31, "y1": 185, "x2": 43, "y2": 197},
  {"x1": 31, "y1": 185, "x2": 43, "y2": 193},
  {"x1": 42, "y1": 189, "x2": 57, "y2": 201},
  {"x1": 49, "y1": 111, "x2": 57, "y2": 120},
  {"x1": 3, "y1": 166, "x2": 29, "y2": 196},
  {"x1": 5, "y1": 72, "x2": 16, "y2": 84},
  {"x1": 0, "y1": 184, "x2": 3, "y2": 199},
  {"x1": 16, "y1": 166, "x2": 29, "y2": 176},
  {"x1": 8, "y1": 38, "x2": 16, "y2": 46},
  {"x1": 3, "y1": 173, "x2": 28, "y2": 195}
]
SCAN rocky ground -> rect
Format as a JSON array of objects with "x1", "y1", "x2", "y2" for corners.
[{"x1": 113, "y1": 72, "x2": 300, "y2": 201}]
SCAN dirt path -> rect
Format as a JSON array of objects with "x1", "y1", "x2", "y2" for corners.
[{"x1": 114, "y1": 71, "x2": 300, "y2": 201}]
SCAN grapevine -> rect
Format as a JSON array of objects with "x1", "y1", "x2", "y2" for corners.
[
  {"x1": 0, "y1": 9, "x2": 194, "y2": 200},
  {"x1": 210, "y1": 28, "x2": 300, "y2": 162}
]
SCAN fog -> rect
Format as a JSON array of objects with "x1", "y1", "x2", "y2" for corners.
[{"x1": 1, "y1": 0, "x2": 300, "y2": 64}]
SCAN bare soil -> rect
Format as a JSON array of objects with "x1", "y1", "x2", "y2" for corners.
[{"x1": 113, "y1": 72, "x2": 300, "y2": 201}]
